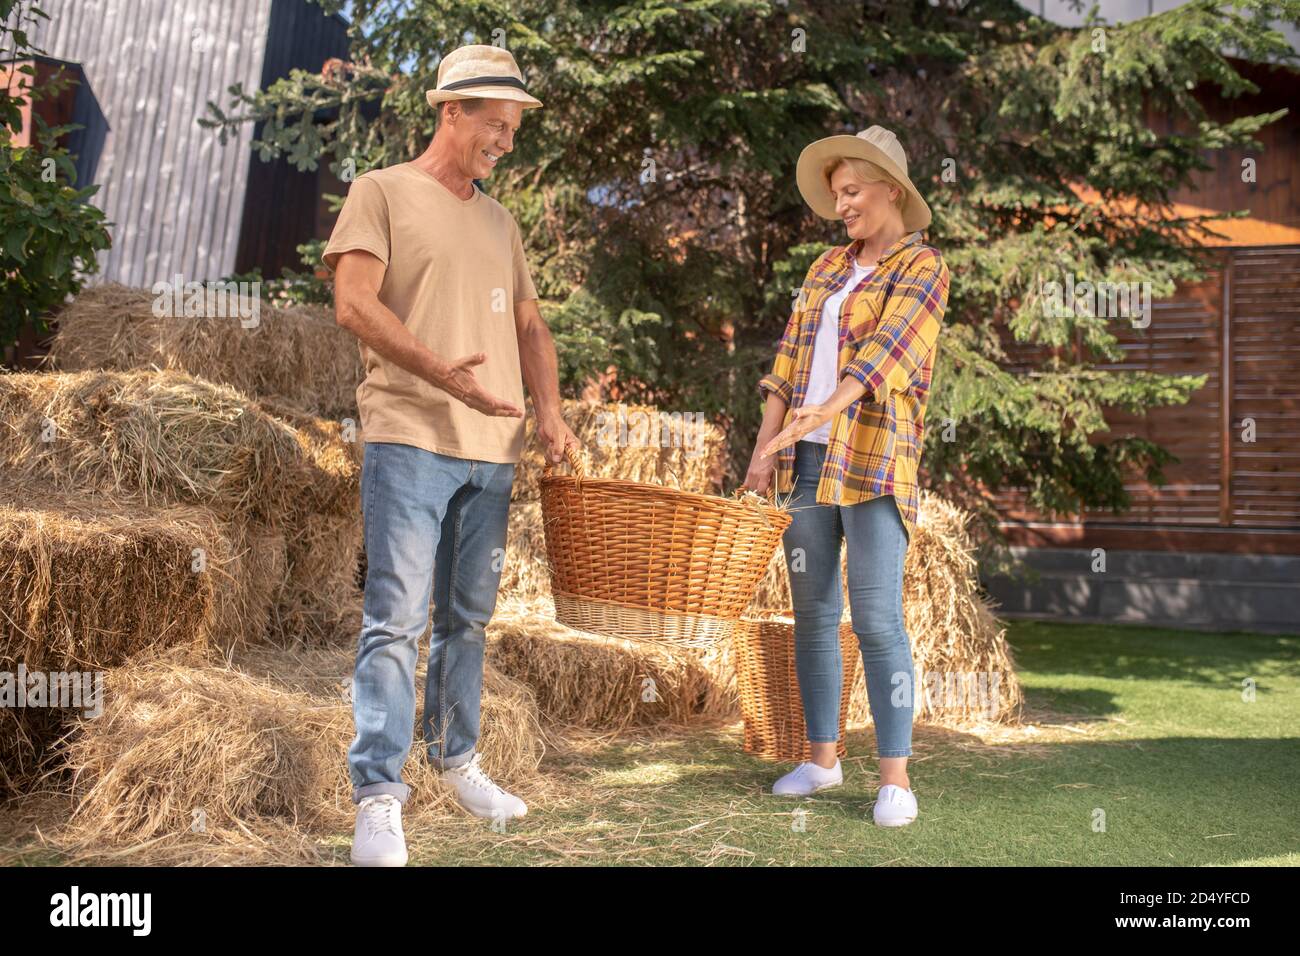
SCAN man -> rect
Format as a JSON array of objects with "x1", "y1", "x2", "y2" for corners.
[{"x1": 322, "y1": 44, "x2": 579, "y2": 867}]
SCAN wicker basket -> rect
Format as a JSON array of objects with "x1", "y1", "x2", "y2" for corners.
[
  {"x1": 732, "y1": 617, "x2": 858, "y2": 762},
  {"x1": 539, "y1": 446, "x2": 791, "y2": 647}
]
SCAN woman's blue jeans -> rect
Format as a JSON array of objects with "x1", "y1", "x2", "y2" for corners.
[
  {"x1": 781, "y1": 440, "x2": 915, "y2": 758},
  {"x1": 348, "y1": 441, "x2": 514, "y2": 805}
]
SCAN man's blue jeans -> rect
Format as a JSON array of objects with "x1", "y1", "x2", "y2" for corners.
[
  {"x1": 781, "y1": 440, "x2": 915, "y2": 758},
  {"x1": 349, "y1": 441, "x2": 514, "y2": 804}
]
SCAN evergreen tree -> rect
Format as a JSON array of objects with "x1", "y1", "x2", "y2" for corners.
[{"x1": 203, "y1": 0, "x2": 1300, "y2": 535}]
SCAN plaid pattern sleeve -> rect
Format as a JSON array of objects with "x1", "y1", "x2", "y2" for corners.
[
  {"x1": 757, "y1": 306, "x2": 800, "y2": 404},
  {"x1": 840, "y1": 249, "x2": 948, "y2": 404}
]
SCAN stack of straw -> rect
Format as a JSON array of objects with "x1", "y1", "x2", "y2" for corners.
[
  {"x1": 0, "y1": 369, "x2": 364, "y2": 792},
  {"x1": 51, "y1": 643, "x2": 545, "y2": 863},
  {"x1": 0, "y1": 483, "x2": 285, "y2": 791},
  {"x1": 488, "y1": 597, "x2": 737, "y2": 730},
  {"x1": 0, "y1": 369, "x2": 363, "y2": 647},
  {"x1": 45, "y1": 283, "x2": 362, "y2": 420}
]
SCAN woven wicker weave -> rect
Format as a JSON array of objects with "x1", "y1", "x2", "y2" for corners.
[
  {"x1": 539, "y1": 446, "x2": 791, "y2": 647},
  {"x1": 732, "y1": 617, "x2": 858, "y2": 761}
]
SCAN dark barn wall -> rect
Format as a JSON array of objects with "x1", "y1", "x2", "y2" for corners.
[{"x1": 234, "y1": 0, "x2": 350, "y2": 277}]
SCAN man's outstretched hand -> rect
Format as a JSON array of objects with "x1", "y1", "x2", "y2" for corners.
[{"x1": 441, "y1": 352, "x2": 524, "y2": 418}]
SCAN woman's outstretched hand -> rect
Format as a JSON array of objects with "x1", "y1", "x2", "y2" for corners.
[{"x1": 760, "y1": 404, "x2": 833, "y2": 458}]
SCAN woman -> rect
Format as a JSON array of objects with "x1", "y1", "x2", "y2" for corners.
[{"x1": 744, "y1": 125, "x2": 949, "y2": 827}]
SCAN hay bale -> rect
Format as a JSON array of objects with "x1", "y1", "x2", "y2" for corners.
[
  {"x1": 0, "y1": 482, "x2": 283, "y2": 669},
  {"x1": 0, "y1": 370, "x2": 359, "y2": 527},
  {"x1": 885, "y1": 494, "x2": 1024, "y2": 726},
  {"x1": 273, "y1": 514, "x2": 363, "y2": 645},
  {"x1": 500, "y1": 500, "x2": 551, "y2": 602},
  {"x1": 0, "y1": 482, "x2": 285, "y2": 792},
  {"x1": 0, "y1": 370, "x2": 363, "y2": 644},
  {"x1": 46, "y1": 283, "x2": 362, "y2": 419},
  {"x1": 487, "y1": 597, "x2": 737, "y2": 730},
  {"x1": 255, "y1": 396, "x2": 365, "y2": 520},
  {"x1": 513, "y1": 398, "x2": 727, "y2": 501},
  {"x1": 56, "y1": 643, "x2": 545, "y2": 858},
  {"x1": 250, "y1": 399, "x2": 363, "y2": 643},
  {"x1": 0, "y1": 708, "x2": 69, "y2": 797}
]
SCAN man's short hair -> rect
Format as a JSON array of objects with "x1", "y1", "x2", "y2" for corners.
[{"x1": 436, "y1": 97, "x2": 486, "y2": 128}]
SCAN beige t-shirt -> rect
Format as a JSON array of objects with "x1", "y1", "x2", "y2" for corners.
[{"x1": 321, "y1": 163, "x2": 538, "y2": 463}]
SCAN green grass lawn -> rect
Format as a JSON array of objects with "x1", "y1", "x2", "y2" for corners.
[
  {"x1": 370, "y1": 620, "x2": 1300, "y2": 866},
  {"x1": 5, "y1": 620, "x2": 1298, "y2": 866}
]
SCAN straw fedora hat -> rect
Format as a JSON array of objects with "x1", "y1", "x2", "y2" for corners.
[
  {"x1": 425, "y1": 44, "x2": 543, "y2": 111},
  {"x1": 796, "y1": 125, "x2": 931, "y2": 232}
]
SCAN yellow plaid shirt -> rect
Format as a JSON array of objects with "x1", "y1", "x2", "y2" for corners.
[{"x1": 758, "y1": 230, "x2": 950, "y2": 539}]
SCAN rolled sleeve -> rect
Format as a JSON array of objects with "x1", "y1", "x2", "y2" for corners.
[
  {"x1": 758, "y1": 371, "x2": 794, "y2": 404},
  {"x1": 321, "y1": 175, "x2": 391, "y2": 274},
  {"x1": 841, "y1": 253, "x2": 948, "y2": 403}
]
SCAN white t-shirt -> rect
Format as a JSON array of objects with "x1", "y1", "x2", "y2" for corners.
[{"x1": 802, "y1": 258, "x2": 875, "y2": 443}]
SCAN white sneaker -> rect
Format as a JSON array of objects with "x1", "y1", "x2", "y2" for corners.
[
  {"x1": 440, "y1": 752, "x2": 527, "y2": 820},
  {"x1": 873, "y1": 784, "x2": 918, "y2": 827},
  {"x1": 351, "y1": 794, "x2": 408, "y2": 866},
  {"x1": 771, "y1": 759, "x2": 843, "y2": 796}
]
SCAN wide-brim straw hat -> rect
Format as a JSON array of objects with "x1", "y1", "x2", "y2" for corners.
[
  {"x1": 796, "y1": 125, "x2": 931, "y2": 232},
  {"x1": 425, "y1": 44, "x2": 543, "y2": 110}
]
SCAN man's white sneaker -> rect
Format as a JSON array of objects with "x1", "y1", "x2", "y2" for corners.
[
  {"x1": 440, "y1": 752, "x2": 527, "y2": 820},
  {"x1": 873, "y1": 784, "x2": 918, "y2": 827},
  {"x1": 771, "y1": 759, "x2": 843, "y2": 796},
  {"x1": 351, "y1": 794, "x2": 408, "y2": 866}
]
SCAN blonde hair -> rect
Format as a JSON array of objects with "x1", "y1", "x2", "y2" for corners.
[{"x1": 823, "y1": 156, "x2": 906, "y2": 212}]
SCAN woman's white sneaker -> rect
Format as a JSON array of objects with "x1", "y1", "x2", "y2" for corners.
[
  {"x1": 771, "y1": 759, "x2": 843, "y2": 796},
  {"x1": 440, "y1": 752, "x2": 527, "y2": 820},
  {"x1": 872, "y1": 784, "x2": 918, "y2": 827},
  {"x1": 351, "y1": 794, "x2": 408, "y2": 866}
]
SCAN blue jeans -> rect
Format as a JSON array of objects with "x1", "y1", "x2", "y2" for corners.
[
  {"x1": 781, "y1": 440, "x2": 915, "y2": 758},
  {"x1": 349, "y1": 441, "x2": 514, "y2": 804}
]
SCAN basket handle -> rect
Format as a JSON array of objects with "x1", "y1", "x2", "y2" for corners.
[
  {"x1": 542, "y1": 443, "x2": 587, "y2": 479},
  {"x1": 734, "y1": 482, "x2": 776, "y2": 502},
  {"x1": 733, "y1": 482, "x2": 778, "y2": 528}
]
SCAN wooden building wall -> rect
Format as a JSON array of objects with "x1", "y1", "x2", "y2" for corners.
[{"x1": 996, "y1": 245, "x2": 1300, "y2": 554}]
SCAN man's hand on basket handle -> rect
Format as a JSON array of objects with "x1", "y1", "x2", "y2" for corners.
[
  {"x1": 513, "y1": 297, "x2": 581, "y2": 464},
  {"x1": 538, "y1": 409, "x2": 581, "y2": 465}
]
